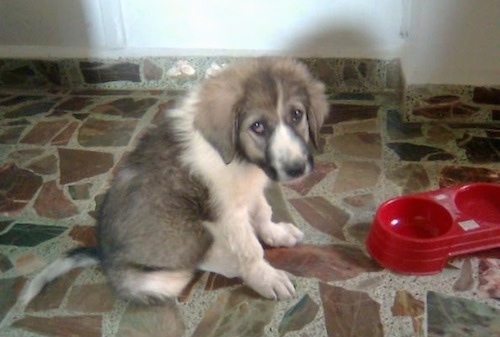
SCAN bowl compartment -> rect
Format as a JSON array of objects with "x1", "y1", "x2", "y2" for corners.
[{"x1": 377, "y1": 197, "x2": 453, "y2": 240}]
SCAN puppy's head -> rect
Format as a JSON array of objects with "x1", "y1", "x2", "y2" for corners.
[{"x1": 194, "y1": 58, "x2": 329, "y2": 182}]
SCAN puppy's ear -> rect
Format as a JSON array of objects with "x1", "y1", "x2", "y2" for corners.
[
  {"x1": 306, "y1": 80, "x2": 329, "y2": 148},
  {"x1": 194, "y1": 78, "x2": 243, "y2": 164}
]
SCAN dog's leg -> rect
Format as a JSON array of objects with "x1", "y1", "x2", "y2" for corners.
[
  {"x1": 250, "y1": 195, "x2": 304, "y2": 247},
  {"x1": 199, "y1": 212, "x2": 296, "y2": 300}
]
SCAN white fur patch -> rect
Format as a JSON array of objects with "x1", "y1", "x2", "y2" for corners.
[
  {"x1": 122, "y1": 270, "x2": 192, "y2": 299},
  {"x1": 269, "y1": 123, "x2": 311, "y2": 181},
  {"x1": 20, "y1": 255, "x2": 98, "y2": 306}
]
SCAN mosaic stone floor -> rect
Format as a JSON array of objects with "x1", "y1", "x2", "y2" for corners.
[{"x1": 0, "y1": 88, "x2": 499, "y2": 337}]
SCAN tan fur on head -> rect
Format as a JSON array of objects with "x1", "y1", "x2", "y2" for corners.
[
  {"x1": 193, "y1": 57, "x2": 329, "y2": 164},
  {"x1": 193, "y1": 74, "x2": 244, "y2": 164}
]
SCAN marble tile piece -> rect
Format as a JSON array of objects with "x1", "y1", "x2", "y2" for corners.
[
  {"x1": 386, "y1": 142, "x2": 455, "y2": 161},
  {"x1": 65, "y1": 283, "x2": 116, "y2": 313},
  {"x1": 0, "y1": 163, "x2": 43, "y2": 215},
  {"x1": 88, "y1": 193, "x2": 106, "y2": 219},
  {"x1": 7, "y1": 148, "x2": 45, "y2": 165},
  {"x1": 78, "y1": 117, "x2": 137, "y2": 147},
  {"x1": 1, "y1": 117, "x2": 30, "y2": 126},
  {"x1": 4, "y1": 101, "x2": 57, "y2": 118},
  {"x1": 473, "y1": 87, "x2": 500, "y2": 105},
  {"x1": 422, "y1": 124, "x2": 456, "y2": 144},
  {"x1": 32, "y1": 60, "x2": 62, "y2": 85},
  {"x1": 191, "y1": 287, "x2": 276, "y2": 337},
  {"x1": 278, "y1": 294, "x2": 320, "y2": 337},
  {"x1": 117, "y1": 300, "x2": 184, "y2": 337},
  {"x1": 289, "y1": 196, "x2": 349, "y2": 240},
  {"x1": 453, "y1": 259, "x2": 474, "y2": 292},
  {"x1": 80, "y1": 61, "x2": 141, "y2": 84},
  {"x1": 332, "y1": 160, "x2": 381, "y2": 193},
  {"x1": 386, "y1": 109, "x2": 422, "y2": 140},
  {"x1": 265, "y1": 244, "x2": 381, "y2": 282},
  {"x1": 346, "y1": 222, "x2": 372, "y2": 243},
  {"x1": 0, "y1": 126, "x2": 26, "y2": 144},
  {"x1": 52, "y1": 96, "x2": 95, "y2": 112},
  {"x1": 326, "y1": 104, "x2": 379, "y2": 124},
  {"x1": 427, "y1": 291, "x2": 500, "y2": 337},
  {"x1": 68, "y1": 183, "x2": 92, "y2": 200},
  {"x1": 92, "y1": 97, "x2": 157, "y2": 118},
  {"x1": 0, "y1": 252, "x2": 13, "y2": 272},
  {"x1": 20, "y1": 120, "x2": 69, "y2": 145},
  {"x1": 320, "y1": 283, "x2": 384, "y2": 337},
  {"x1": 51, "y1": 121, "x2": 80, "y2": 145},
  {"x1": 478, "y1": 259, "x2": 500, "y2": 299},
  {"x1": 332, "y1": 93, "x2": 375, "y2": 101},
  {"x1": 391, "y1": 290, "x2": 425, "y2": 337},
  {"x1": 0, "y1": 276, "x2": 26, "y2": 323},
  {"x1": 493, "y1": 109, "x2": 500, "y2": 121},
  {"x1": 58, "y1": 148, "x2": 114, "y2": 184},
  {"x1": 0, "y1": 222, "x2": 66, "y2": 247},
  {"x1": 13, "y1": 314, "x2": 102, "y2": 337},
  {"x1": 439, "y1": 165, "x2": 500, "y2": 187},
  {"x1": 457, "y1": 134, "x2": 500, "y2": 163},
  {"x1": 26, "y1": 154, "x2": 58, "y2": 175},
  {"x1": 342, "y1": 193, "x2": 375, "y2": 211},
  {"x1": 339, "y1": 118, "x2": 379, "y2": 134},
  {"x1": 204, "y1": 273, "x2": 243, "y2": 291},
  {"x1": 69, "y1": 225, "x2": 97, "y2": 247},
  {"x1": 331, "y1": 132, "x2": 382, "y2": 159},
  {"x1": 26, "y1": 269, "x2": 82, "y2": 312},
  {"x1": 412, "y1": 97, "x2": 480, "y2": 119},
  {"x1": 73, "y1": 113, "x2": 90, "y2": 121},
  {"x1": 285, "y1": 161, "x2": 337, "y2": 195},
  {"x1": 70, "y1": 89, "x2": 136, "y2": 96},
  {"x1": 178, "y1": 271, "x2": 204, "y2": 303},
  {"x1": 14, "y1": 251, "x2": 44, "y2": 274},
  {"x1": 34, "y1": 180, "x2": 79, "y2": 219},
  {"x1": 386, "y1": 163, "x2": 431, "y2": 194},
  {"x1": 266, "y1": 182, "x2": 295, "y2": 224},
  {"x1": 143, "y1": 58, "x2": 163, "y2": 81},
  {"x1": 424, "y1": 95, "x2": 461, "y2": 104},
  {"x1": 0, "y1": 95, "x2": 42, "y2": 106},
  {"x1": 0, "y1": 219, "x2": 12, "y2": 232},
  {"x1": 0, "y1": 64, "x2": 35, "y2": 86}
]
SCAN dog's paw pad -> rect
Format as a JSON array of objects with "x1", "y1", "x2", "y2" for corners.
[{"x1": 261, "y1": 222, "x2": 304, "y2": 247}]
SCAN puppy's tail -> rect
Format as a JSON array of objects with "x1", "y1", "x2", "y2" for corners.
[{"x1": 20, "y1": 247, "x2": 100, "y2": 305}]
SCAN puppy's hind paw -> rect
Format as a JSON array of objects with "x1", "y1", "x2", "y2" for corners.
[
  {"x1": 260, "y1": 222, "x2": 304, "y2": 247},
  {"x1": 243, "y1": 261, "x2": 296, "y2": 300}
]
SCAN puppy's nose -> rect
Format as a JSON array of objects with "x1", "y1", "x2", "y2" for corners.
[{"x1": 284, "y1": 162, "x2": 306, "y2": 178}]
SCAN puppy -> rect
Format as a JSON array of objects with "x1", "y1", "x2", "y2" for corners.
[{"x1": 21, "y1": 58, "x2": 329, "y2": 305}]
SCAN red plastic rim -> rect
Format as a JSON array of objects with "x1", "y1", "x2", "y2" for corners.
[{"x1": 454, "y1": 183, "x2": 500, "y2": 223}]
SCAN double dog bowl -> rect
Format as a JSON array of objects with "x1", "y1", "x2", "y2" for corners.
[{"x1": 366, "y1": 183, "x2": 500, "y2": 274}]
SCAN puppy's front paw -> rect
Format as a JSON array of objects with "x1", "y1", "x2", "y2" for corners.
[
  {"x1": 243, "y1": 261, "x2": 296, "y2": 300},
  {"x1": 260, "y1": 222, "x2": 304, "y2": 247}
]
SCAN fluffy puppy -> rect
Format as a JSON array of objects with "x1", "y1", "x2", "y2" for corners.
[{"x1": 21, "y1": 58, "x2": 329, "y2": 305}]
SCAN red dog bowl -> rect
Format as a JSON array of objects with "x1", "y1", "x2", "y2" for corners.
[{"x1": 366, "y1": 183, "x2": 500, "y2": 274}]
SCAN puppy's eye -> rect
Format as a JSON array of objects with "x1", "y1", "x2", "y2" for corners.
[
  {"x1": 250, "y1": 121, "x2": 266, "y2": 135},
  {"x1": 291, "y1": 109, "x2": 304, "y2": 124}
]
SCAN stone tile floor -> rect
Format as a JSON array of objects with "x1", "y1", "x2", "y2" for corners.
[{"x1": 0, "y1": 88, "x2": 499, "y2": 337}]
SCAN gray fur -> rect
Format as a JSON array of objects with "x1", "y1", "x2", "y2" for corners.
[{"x1": 21, "y1": 57, "x2": 329, "y2": 306}]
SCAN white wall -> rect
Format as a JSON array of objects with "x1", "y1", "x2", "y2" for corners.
[
  {"x1": 0, "y1": 0, "x2": 106, "y2": 48},
  {"x1": 0, "y1": 0, "x2": 404, "y2": 59},
  {"x1": 0, "y1": 0, "x2": 498, "y2": 85},
  {"x1": 120, "y1": 0, "x2": 404, "y2": 58},
  {"x1": 402, "y1": 0, "x2": 500, "y2": 85}
]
